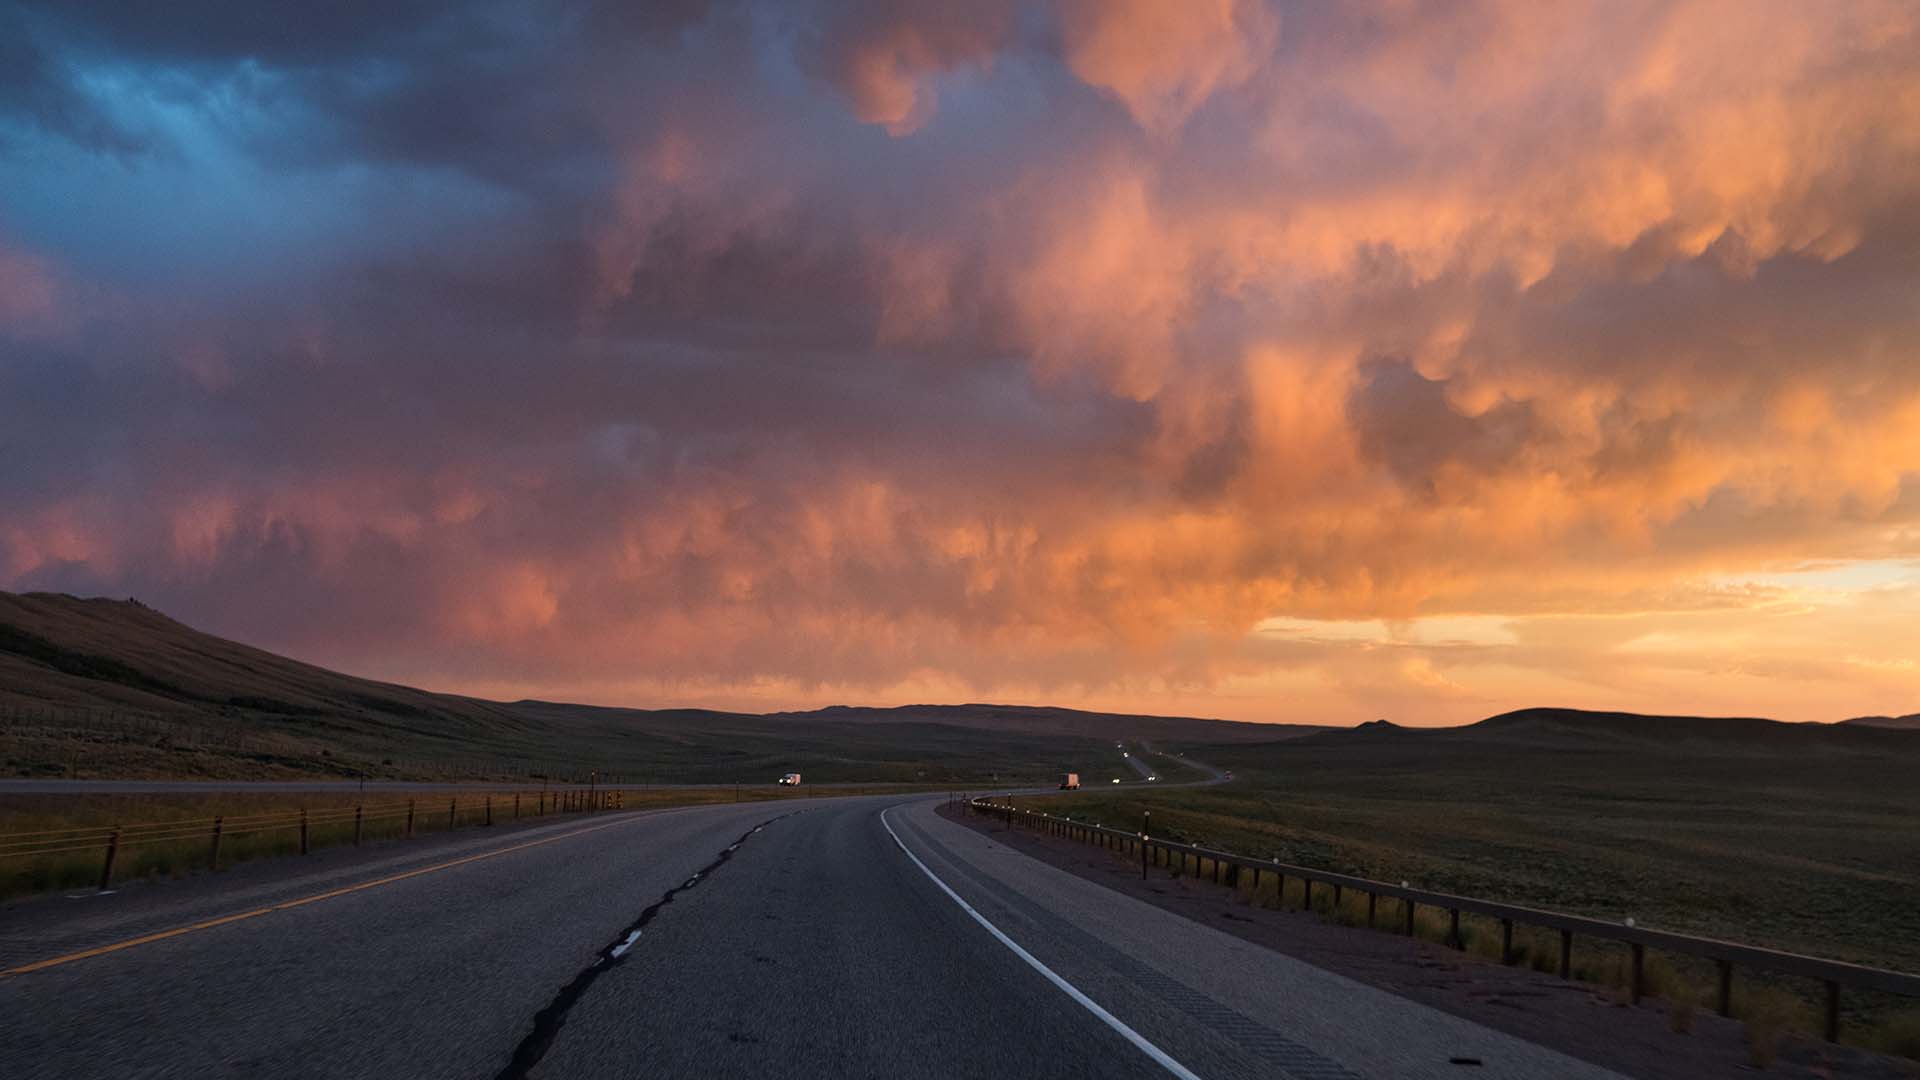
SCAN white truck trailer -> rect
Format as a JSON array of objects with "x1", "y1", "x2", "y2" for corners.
[{"x1": 1059, "y1": 773, "x2": 1081, "y2": 789}]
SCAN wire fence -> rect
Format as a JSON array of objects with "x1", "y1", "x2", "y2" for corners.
[{"x1": 0, "y1": 787, "x2": 626, "y2": 894}]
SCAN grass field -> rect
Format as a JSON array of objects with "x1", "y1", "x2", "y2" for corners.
[
  {"x1": 1047, "y1": 716, "x2": 1920, "y2": 1054},
  {"x1": 0, "y1": 784, "x2": 962, "y2": 900},
  {"x1": 0, "y1": 714, "x2": 1143, "y2": 789}
]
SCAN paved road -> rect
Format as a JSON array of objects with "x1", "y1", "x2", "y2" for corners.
[
  {"x1": 0, "y1": 793, "x2": 1622, "y2": 1079},
  {"x1": 0, "y1": 779, "x2": 929, "y2": 795}
]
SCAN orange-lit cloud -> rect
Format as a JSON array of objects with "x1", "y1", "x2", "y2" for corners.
[{"x1": 2, "y1": 1, "x2": 1919, "y2": 725}]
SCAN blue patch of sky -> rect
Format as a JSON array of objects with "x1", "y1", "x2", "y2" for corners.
[{"x1": 0, "y1": 57, "x2": 519, "y2": 286}]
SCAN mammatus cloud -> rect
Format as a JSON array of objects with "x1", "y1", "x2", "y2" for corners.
[{"x1": 2, "y1": 1, "x2": 1918, "y2": 724}]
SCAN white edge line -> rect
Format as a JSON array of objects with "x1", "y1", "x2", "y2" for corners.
[{"x1": 879, "y1": 806, "x2": 1204, "y2": 1080}]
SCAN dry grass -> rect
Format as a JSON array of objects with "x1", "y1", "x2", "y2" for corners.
[
  {"x1": 0, "y1": 784, "x2": 942, "y2": 899},
  {"x1": 991, "y1": 799, "x2": 1920, "y2": 1064}
]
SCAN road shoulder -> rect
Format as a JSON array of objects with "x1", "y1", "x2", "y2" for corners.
[{"x1": 935, "y1": 801, "x2": 1915, "y2": 1080}]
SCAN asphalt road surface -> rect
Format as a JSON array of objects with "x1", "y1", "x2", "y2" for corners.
[{"x1": 0, "y1": 793, "x2": 1623, "y2": 1079}]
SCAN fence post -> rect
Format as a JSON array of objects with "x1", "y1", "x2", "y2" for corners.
[
  {"x1": 354, "y1": 804, "x2": 363, "y2": 846},
  {"x1": 1630, "y1": 944, "x2": 1645, "y2": 1004},
  {"x1": 1824, "y1": 981, "x2": 1840, "y2": 1043},
  {"x1": 1449, "y1": 908, "x2": 1461, "y2": 949},
  {"x1": 1140, "y1": 811, "x2": 1151, "y2": 879},
  {"x1": 98, "y1": 827, "x2": 121, "y2": 892},
  {"x1": 209, "y1": 816, "x2": 223, "y2": 870},
  {"x1": 1404, "y1": 899, "x2": 1416, "y2": 936},
  {"x1": 448, "y1": 798, "x2": 456, "y2": 829},
  {"x1": 1303, "y1": 878, "x2": 1313, "y2": 912},
  {"x1": 514, "y1": 793, "x2": 520, "y2": 820},
  {"x1": 1500, "y1": 918, "x2": 1513, "y2": 964},
  {"x1": 1561, "y1": 930, "x2": 1573, "y2": 978},
  {"x1": 407, "y1": 799, "x2": 416, "y2": 838},
  {"x1": 485, "y1": 796, "x2": 493, "y2": 826},
  {"x1": 1367, "y1": 891, "x2": 1377, "y2": 927},
  {"x1": 1716, "y1": 960, "x2": 1733, "y2": 1016}
]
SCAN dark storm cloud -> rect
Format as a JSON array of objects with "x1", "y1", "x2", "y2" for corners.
[{"x1": 3, "y1": 0, "x2": 1920, "y2": 724}]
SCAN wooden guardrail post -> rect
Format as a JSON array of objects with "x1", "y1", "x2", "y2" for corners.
[
  {"x1": 1825, "y1": 981, "x2": 1841, "y2": 1043},
  {"x1": 300, "y1": 808, "x2": 310, "y2": 855},
  {"x1": 485, "y1": 796, "x2": 493, "y2": 826},
  {"x1": 406, "y1": 799, "x2": 415, "y2": 838},
  {"x1": 1630, "y1": 943, "x2": 1645, "y2": 1004},
  {"x1": 1716, "y1": 960, "x2": 1733, "y2": 1016},
  {"x1": 514, "y1": 793, "x2": 520, "y2": 820},
  {"x1": 1366, "y1": 891, "x2": 1377, "y2": 927},
  {"x1": 209, "y1": 816, "x2": 223, "y2": 870},
  {"x1": 1449, "y1": 908, "x2": 1461, "y2": 949},
  {"x1": 447, "y1": 798, "x2": 456, "y2": 829},
  {"x1": 1404, "y1": 899, "x2": 1416, "y2": 936},
  {"x1": 98, "y1": 826, "x2": 120, "y2": 892},
  {"x1": 1501, "y1": 918, "x2": 1513, "y2": 965},
  {"x1": 354, "y1": 804, "x2": 364, "y2": 846},
  {"x1": 1561, "y1": 930, "x2": 1573, "y2": 978}
]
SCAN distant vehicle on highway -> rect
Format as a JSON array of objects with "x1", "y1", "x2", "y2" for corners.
[
  {"x1": 1148, "y1": 775, "x2": 1157, "y2": 781},
  {"x1": 777, "y1": 772, "x2": 802, "y2": 786},
  {"x1": 1060, "y1": 773, "x2": 1080, "y2": 789}
]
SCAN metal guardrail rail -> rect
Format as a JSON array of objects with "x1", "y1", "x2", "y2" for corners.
[
  {"x1": 969, "y1": 795, "x2": 1920, "y2": 1043},
  {"x1": 0, "y1": 787, "x2": 626, "y2": 891}
]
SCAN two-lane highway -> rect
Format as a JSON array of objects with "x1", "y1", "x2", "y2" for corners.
[{"x1": 0, "y1": 793, "x2": 1622, "y2": 1078}]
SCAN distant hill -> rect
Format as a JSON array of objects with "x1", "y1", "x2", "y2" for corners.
[
  {"x1": 766, "y1": 703, "x2": 1311, "y2": 743},
  {"x1": 1841, "y1": 713, "x2": 1920, "y2": 730},
  {"x1": 0, "y1": 590, "x2": 1300, "y2": 780},
  {"x1": 1297, "y1": 706, "x2": 1916, "y2": 752}
]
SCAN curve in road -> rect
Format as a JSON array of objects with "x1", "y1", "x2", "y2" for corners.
[{"x1": 0, "y1": 792, "x2": 1623, "y2": 1079}]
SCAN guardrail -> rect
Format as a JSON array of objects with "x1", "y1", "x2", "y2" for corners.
[
  {"x1": 969, "y1": 795, "x2": 1920, "y2": 1044},
  {"x1": 0, "y1": 787, "x2": 628, "y2": 892}
]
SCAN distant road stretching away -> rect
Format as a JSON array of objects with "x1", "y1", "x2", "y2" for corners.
[{"x1": 0, "y1": 791, "x2": 1621, "y2": 1079}]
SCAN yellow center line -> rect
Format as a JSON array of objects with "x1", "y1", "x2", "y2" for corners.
[{"x1": 1, "y1": 813, "x2": 650, "y2": 979}]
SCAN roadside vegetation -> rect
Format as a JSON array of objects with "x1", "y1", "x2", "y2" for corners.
[
  {"x1": 0, "y1": 784, "x2": 957, "y2": 901},
  {"x1": 1048, "y1": 721, "x2": 1920, "y2": 1056}
]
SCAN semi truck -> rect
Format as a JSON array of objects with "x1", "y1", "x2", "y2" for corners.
[{"x1": 1059, "y1": 772, "x2": 1080, "y2": 789}]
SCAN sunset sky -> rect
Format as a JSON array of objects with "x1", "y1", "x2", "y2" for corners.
[{"x1": 3, "y1": 1, "x2": 1919, "y2": 726}]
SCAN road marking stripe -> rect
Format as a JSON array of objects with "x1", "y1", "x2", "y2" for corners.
[
  {"x1": 1, "y1": 814, "x2": 648, "y2": 979},
  {"x1": 879, "y1": 807, "x2": 1205, "y2": 1080}
]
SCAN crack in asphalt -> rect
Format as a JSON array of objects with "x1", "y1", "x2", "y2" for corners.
[{"x1": 493, "y1": 812, "x2": 796, "y2": 1079}]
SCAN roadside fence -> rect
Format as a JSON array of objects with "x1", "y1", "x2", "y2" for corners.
[
  {"x1": 969, "y1": 795, "x2": 1920, "y2": 1044},
  {"x1": 1, "y1": 787, "x2": 628, "y2": 893}
]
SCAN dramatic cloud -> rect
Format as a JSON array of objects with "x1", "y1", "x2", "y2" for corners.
[{"x1": 3, "y1": 1, "x2": 1919, "y2": 724}]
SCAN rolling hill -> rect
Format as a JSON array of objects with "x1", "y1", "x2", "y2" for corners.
[{"x1": 0, "y1": 591, "x2": 1306, "y2": 782}]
